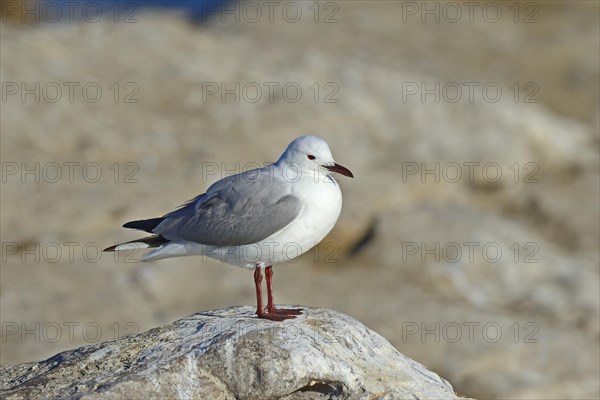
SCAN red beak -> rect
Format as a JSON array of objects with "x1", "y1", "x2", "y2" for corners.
[{"x1": 325, "y1": 163, "x2": 354, "y2": 178}]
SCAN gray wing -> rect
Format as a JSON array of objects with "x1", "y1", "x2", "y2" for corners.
[{"x1": 153, "y1": 169, "x2": 303, "y2": 246}]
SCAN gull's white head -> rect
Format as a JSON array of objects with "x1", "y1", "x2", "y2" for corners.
[{"x1": 276, "y1": 135, "x2": 353, "y2": 179}]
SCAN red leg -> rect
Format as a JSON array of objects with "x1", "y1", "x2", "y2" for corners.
[
  {"x1": 254, "y1": 265, "x2": 287, "y2": 321},
  {"x1": 254, "y1": 265, "x2": 301, "y2": 321},
  {"x1": 265, "y1": 265, "x2": 275, "y2": 312},
  {"x1": 254, "y1": 266, "x2": 264, "y2": 316},
  {"x1": 265, "y1": 266, "x2": 302, "y2": 317}
]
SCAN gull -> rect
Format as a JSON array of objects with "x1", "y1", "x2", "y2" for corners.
[{"x1": 104, "y1": 135, "x2": 353, "y2": 321}]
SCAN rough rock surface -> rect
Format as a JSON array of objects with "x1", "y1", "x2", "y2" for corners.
[{"x1": 0, "y1": 307, "x2": 462, "y2": 400}]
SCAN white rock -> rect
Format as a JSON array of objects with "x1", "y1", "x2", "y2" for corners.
[{"x1": 0, "y1": 307, "x2": 464, "y2": 400}]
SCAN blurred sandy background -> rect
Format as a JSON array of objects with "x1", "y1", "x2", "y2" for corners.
[{"x1": 1, "y1": 1, "x2": 599, "y2": 399}]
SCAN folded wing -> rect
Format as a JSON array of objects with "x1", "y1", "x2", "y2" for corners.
[{"x1": 153, "y1": 172, "x2": 303, "y2": 247}]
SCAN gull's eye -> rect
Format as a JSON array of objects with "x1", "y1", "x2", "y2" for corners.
[{"x1": 307, "y1": 155, "x2": 316, "y2": 160}]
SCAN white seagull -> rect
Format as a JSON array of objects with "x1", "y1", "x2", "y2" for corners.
[{"x1": 105, "y1": 135, "x2": 353, "y2": 321}]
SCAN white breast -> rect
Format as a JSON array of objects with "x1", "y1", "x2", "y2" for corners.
[
  {"x1": 282, "y1": 175, "x2": 343, "y2": 254},
  {"x1": 214, "y1": 175, "x2": 343, "y2": 268}
]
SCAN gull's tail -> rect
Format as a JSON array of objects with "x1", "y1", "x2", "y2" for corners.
[
  {"x1": 104, "y1": 216, "x2": 169, "y2": 252},
  {"x1": 103, "y1": 235, "x2": 169, "y2": 252},
  {"x1": 104, "y1": 215, "x2": 202, "y2": 261}
]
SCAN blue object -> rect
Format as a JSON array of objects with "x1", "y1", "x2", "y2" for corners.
[{"x1": 47, "y1": 0, "x2": 235, "y2": 23}]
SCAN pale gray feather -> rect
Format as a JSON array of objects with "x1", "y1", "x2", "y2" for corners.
[{"x1": 153, "y1": 167, "x2": 303, "y2": 246}]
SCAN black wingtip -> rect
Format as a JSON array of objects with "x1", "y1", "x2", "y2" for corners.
[
  {"x1": 104, "y1": 245, "x2": 117, "y2": 252},
  {"x1": 123, "y1": 217, "x2": 164, "y2": 233}
]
